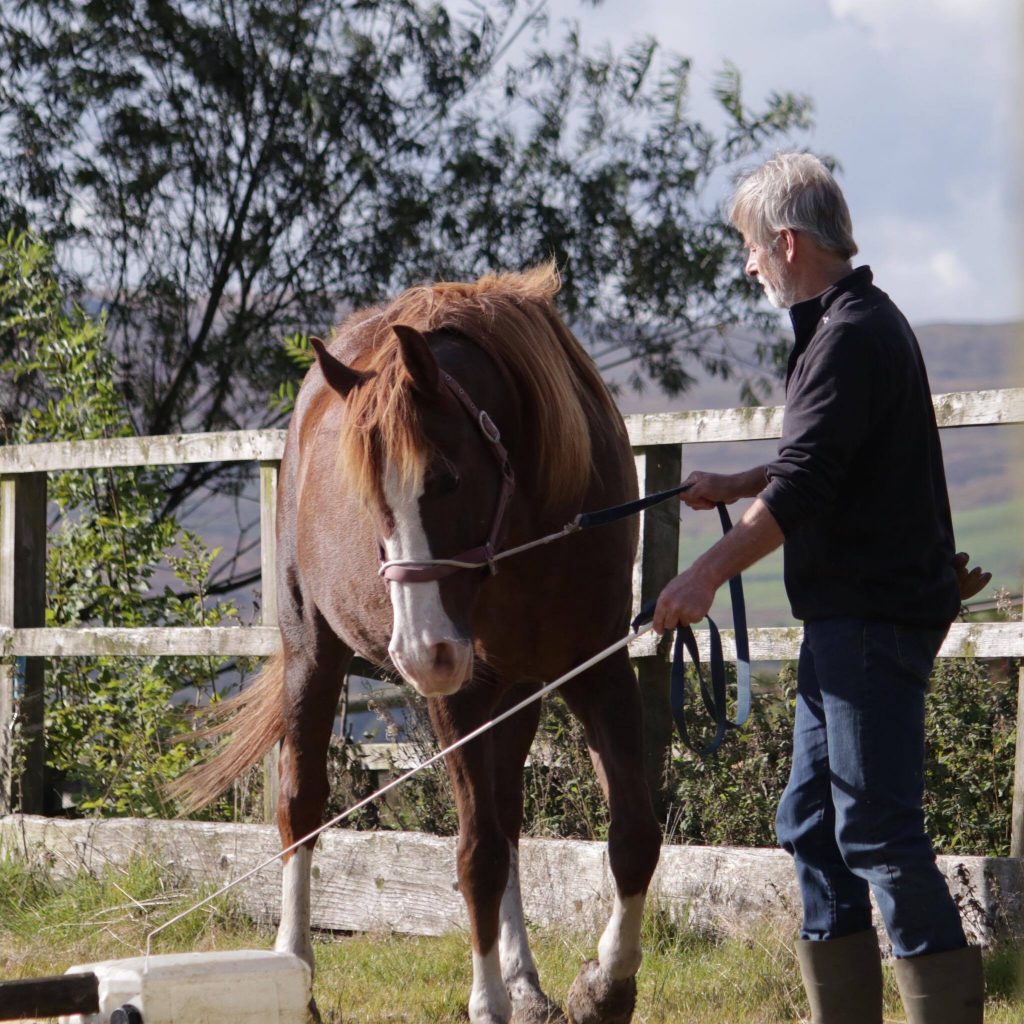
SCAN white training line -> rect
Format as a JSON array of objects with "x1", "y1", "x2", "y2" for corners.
[{"x1": 144, "y1": 623, "x2": 652, "y2": 965}]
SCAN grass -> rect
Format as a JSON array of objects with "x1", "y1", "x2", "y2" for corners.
[{"x1": 1, "y1": 855, "x2": 1022, "y2": 1023}]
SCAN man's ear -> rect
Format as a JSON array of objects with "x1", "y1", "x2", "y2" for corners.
[
  {"x1": 778, "y1": 227, "x2": 799, "y2": 264},
  {"x1": 393, "y1": 324, "x2": 440, "y2": 394},
  {"x1": 310, "y1": 337, "x2": 371, "y2": 397}
]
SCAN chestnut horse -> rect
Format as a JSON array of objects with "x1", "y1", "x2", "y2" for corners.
[{"x1": 174, "y1": 265, "x2": 661, "y2": 1024}]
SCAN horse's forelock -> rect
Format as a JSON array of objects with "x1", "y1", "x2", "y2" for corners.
[
  {"x1": 334, "y1": 262, "x2": 620, "y2": 514},
  {"x1": 337, "y1": 335, "x2": 428, "y2": 512}
]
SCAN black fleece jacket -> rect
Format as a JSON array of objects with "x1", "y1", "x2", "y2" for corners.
[{"x1": 760, "y1": 266, "x2": 961, "y2": 628}]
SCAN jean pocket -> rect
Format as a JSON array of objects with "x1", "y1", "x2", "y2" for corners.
[{"x1": 893, "y1": 625, "x2": 947, "y2": 686}]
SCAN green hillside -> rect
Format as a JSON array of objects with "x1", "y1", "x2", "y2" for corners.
[
  {"x1": 674, "y1": 497, "x2": 1021, "y2": 629},
  {"x1": 950, "y1": 499, "x2": 1023, "y2": 597}
]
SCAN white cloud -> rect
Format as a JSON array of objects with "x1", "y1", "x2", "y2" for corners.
[
  {"x1": 927, "y1": 249, "x2": 972, "y2": 295},
  {"x1": 857, "y1": 185, "x2": 1016, "y2": 323},
  {"x1": 545, "y1": 0, "x2": 1022, "y2": 322},
  {"x1": 827, "y1": 0, "x2": 1009, "y2": 47}
]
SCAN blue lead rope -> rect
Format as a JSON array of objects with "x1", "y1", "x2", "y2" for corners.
[
  {"x1": 568, "y1": 482, "x2": 753, "y2": 755},
  {"x1": 626, "y1": 501, "x2": 752, "y2": 757}
]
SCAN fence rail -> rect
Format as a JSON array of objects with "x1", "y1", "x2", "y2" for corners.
[
  {"x1": 2, "y1": 387, "x2": 1021, "y2": 475},
  {"x1": 3, "y1": 620, "x2": 1022, "y2": 663},
  {"x1": 2, "y1": 387, "x2": 1023, "y2": 850}
]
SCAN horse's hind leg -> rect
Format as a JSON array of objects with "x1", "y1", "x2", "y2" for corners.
[
  {"x1": 490, "y1": 687, "x2": 565, "y2": 1024},
  {"x1": 274, "y1": 623, "x2": 351, "y2": 971},
  {"x1": 560, "y1": 652, "x2": 661, "y2": 1024}
]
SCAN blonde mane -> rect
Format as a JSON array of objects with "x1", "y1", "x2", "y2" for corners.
[{"x1": 334, "y1": 262, "x2": 620, "y2": 511}]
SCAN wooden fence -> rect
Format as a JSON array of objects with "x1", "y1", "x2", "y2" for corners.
[
  {"x1": 4, "y1": 815, "x2": 1021, "y2": 947},
  {"x1": 1, "y1": 388, "x2": 1023, "y2": 851}
]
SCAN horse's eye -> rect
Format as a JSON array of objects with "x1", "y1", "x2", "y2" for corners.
[{"x1": 425, "y1": 466, "x2": 460, "y2": 496}]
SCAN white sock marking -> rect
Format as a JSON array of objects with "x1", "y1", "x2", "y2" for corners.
[
  {"x1": 275, "y1": 847, "x2": 313, "y2": 968},
  {"x1": 498, "y1": 843, "x2": 542, "y2": 1002},
  {"x1": 469, "y1": 945, "x2": 512, "y2": 1023},
  {"x1": 597, "y1": 891, "x2": 646, "y2": 980}
]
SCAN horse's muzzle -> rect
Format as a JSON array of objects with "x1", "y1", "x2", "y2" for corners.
[{"x1": 390, "y1": 639, "x2": 474, "y2": 697}]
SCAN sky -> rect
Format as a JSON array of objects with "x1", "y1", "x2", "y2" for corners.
[{"x1": 545, "y1": 0, "x2": 1022, "y2": 326}]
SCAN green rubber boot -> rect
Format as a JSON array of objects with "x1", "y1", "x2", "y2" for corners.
[
  {"x1": 893, "y1": 946, "x2": 985, "y2": 1023},
  {"x1": 794, "y1": 929, "x2": 883, "y2": 1024}
]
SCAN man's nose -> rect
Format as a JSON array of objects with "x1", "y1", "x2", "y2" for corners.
[{"x1": 745, "y1": 253, "x2": 758, "y2": 278}]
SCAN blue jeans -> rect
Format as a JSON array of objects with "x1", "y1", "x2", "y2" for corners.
[{"x1": 775, "y1": 618, "x2": 966, "y2": 958}]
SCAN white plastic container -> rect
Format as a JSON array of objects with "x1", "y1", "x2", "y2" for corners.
[{"x1": 60, "y1": 950, "x2": 312, "y2": 1024}]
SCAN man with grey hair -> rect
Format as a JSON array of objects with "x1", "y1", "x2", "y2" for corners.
[{"x1": 653, "y1": 152, "x2": 987, "y2": 1023}]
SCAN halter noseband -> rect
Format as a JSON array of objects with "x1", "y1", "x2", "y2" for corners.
[{"x1": 378, "y1": 370, "x2": 516, "y2": 583}]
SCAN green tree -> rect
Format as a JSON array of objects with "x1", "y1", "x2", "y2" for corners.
[
  {"x1": 0, "y1": 1, "x2": 810, "y2": 555},
  {"x1": 1, "y1": 230, "x2": 252, "y2": 816}
]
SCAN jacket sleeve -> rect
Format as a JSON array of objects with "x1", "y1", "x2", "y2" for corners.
[{"x1": 760, "y1": 322, "x2": 882, "y2": 536}]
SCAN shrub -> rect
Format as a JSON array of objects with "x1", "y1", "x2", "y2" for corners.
[
  {"x1": 328, "y1": 655, "x2": 1017, "y2": 858},
  {"x1": 924, "y1": 656, "x2": 1018, "y2": 856},
  {"x1": 1, "y1": 231, "x2": 256, "y2": 817}
]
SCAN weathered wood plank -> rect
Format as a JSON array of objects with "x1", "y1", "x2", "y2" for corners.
[
  {"x1": 0, "y1": 474, "x2": 47, "y2": 814},
  {"x1": 3, "y1": 620, "x2": 1021, "y2": 661},
  {"x1": 0, "y1": 478, "x2": 15, "y2": 815},
  {"x1": 1012, "y1": 664, "x2": 1024, "y2": 858},
  {"x1": 1, "y1": 817, "x2": 1019, "y2": 947},
  {"x1": 626, "y1": 620, "x2": 1024, "y2": 661},
  {"x1": 634, "y1": 444, "x2": 682, "y2": 816},
  {"x1": 625, "y1": 404, "x2": 785, "y2": 446},
  {"x1": 0, "y1": 430, "x2": 288, "y2": 474},
  {"x1": 259, "y1": 462, "x2": 280, "y2": 628},
  {"x1": 259, "y1": 461, "x2": 281, "y2": 824},
  {"x1": 0, "y1": 388, "x2": 1019, "y2": 474},
  {"x1": 930, "y1": 387, "x2": 1024, "y2": 428},
  {"x1": 1, "y1": 626, "x2": 280, "y2": 657},
  {"x1": 622, "y1": 387, "x2": 1024, "y2": 446},
  {"x1": 631, "y1": 453, "x2": 645, "y2": 618},
  {"x1": 0, "y1": 479, "x2": 16, "y2": 629}
]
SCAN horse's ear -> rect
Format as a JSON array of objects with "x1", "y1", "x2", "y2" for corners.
[
  {"x1": 311, "y1": 336, "x2": 369, "y2": 397},
  {"x1": 393, "y1": 324, "x2": 439, "y2": 394}
]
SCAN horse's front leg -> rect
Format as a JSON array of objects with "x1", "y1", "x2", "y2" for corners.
[
  {"x1": 272, "y1": 617, "x2": 350, "y2": 1024},
  {"x1": 561, "y1": 653, "x2": 662, "y2": 1024},
  {"x1": 429, "y1": 683, "x2": 514, "y2": 1024},
  {"x1": 489, "y1": 688, "x2": 565, "y2": 1024}
]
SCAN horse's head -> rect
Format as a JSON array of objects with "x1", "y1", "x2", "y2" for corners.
[{"x1": 313, "y1": 325, "x2": 515, "y2": 697}]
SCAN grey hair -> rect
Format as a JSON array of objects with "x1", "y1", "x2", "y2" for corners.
[{"x1": 730, "y1": 152, "x2": 858, "y2": 260}]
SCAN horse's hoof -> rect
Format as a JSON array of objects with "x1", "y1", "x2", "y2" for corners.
[
  {"x1": 565, "y1": 959, "x2": 636, "y2": 1024},
  {"x1": 510, "y1": 989, "x2": 567, "y2": 1024},
  {"x1": 307, "y1": 996, "x2": 324, "y2": 1023}
]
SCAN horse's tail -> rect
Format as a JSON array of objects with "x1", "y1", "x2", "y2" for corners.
[{"x1": 168, "y1": 650, "x2": 286, "y2": 814}]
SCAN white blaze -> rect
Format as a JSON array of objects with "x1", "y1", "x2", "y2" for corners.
[{"x1": 382, "y1": 467, "x2": 473, "y2": 696}]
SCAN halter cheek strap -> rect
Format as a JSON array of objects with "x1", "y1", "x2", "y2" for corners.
[{"x1": 378, "y1": 371, "x2": 516, "y2": 583}]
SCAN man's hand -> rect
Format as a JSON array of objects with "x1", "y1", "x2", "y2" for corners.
[
  {"x1": 653, "y1": 565, "x2": 717, "y2": 634},
  {"x1": 953, "y1": 551, "x2": 991, "y2": 601},
  {"x1": 679, "y1": 466, "x2": 768, "y2": 511}
]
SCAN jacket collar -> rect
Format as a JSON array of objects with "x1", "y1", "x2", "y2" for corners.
[{"x1": 789, "y1": 265, "x2": 873, "y2": 345}]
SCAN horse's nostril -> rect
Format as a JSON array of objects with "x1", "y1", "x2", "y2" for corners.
[{"x1": 431, "y1": 641, "x2": 457, "y2": 674}]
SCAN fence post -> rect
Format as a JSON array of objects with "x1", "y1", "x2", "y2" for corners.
[
  {"x1": 1011, "y1": 589, "x2": 1024, "y2": 858},
  {"x1": 634, "y1": 443, "x2": 682, "y2": 821},
  {"x1": 259, "y1": 461, "x2": 281, "y2": 825},
  {"x1": 0, "y1": 473, "x2": 47, "y2": 814}
]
